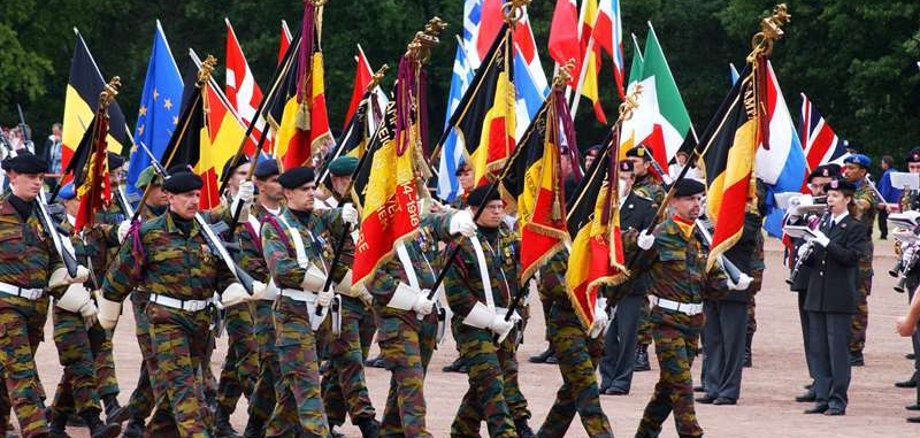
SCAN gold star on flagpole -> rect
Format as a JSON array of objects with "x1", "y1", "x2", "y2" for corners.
[{"x1": 163, "y1": 98, "x2": 173, "y2": 110}]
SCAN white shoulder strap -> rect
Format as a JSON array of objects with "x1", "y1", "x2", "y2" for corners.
[
  {"x1": 277, "y1": 215, "x2": 311, "y2": 270},
  {"x1": 247, "y1": 215, "x2": 262, "y2": 238},
  {"x1": 469, "y1": 236, "x2": 495, "y2": 310},
  {"x1": 396, "y1": 242, "x2": 420, "y2": 291}
]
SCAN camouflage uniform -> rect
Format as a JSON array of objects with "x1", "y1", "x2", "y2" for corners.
[
  {"x1": 261, "y1": 207, "x2": 346, "y2": 438},
  {"x1": 849, "y1": 181, "x2": 878, "y2": 357},
  {"x1": 633, "y1": 174, "x2": 665, "y2": 352},
  {"x1": 635, "y1": 216, "x2": 728, "y2": 438},
  {"x1": 102, "y1": 211, "x2": 239, "y2": 437},
  {"x1": 444, "y1": 225, "x2": 530, "y2": 438},
  {"x1": 368, "y1": 213, "x2": 456, "y2": 438},
  {"x1": 0, "y1": 194, "x2": 64, "y2": 436},
  {"x1": 534, "y1": 251, "x2": 613, "y2": 438}
]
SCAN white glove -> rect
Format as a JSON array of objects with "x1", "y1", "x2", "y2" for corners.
[
  {"x1": 117, "y1": 220, "x2": 131, "y2": 243},
  {"x1": 488, "y1": 313, "x2": 515, "y2": 339},
  {"x1": 79, "y1": 301, "x2": 99, "y2": 329},
  {"x1": 317, "y1": 290, "x2": 335, "y2": 307},
  {"x1": 728, "y1": 273, "x2": 753, "y2": 291},
  {"x1": 811, "y1": 229, "x2": 830, "y2": 247},
  {"x1": 357, "y1": 285, "x2": 374, "y2": 308},
  {"x1": 798, "y1": 194, "x2": 814, "y2": 207},
  {"x1": 301, "y1": 265, "x2": 327, "y2": 292},
  {"x1": 412, "y1": 292, "x2": 435, "y2": 316},
  {"x1": 95, "y1": 291, "x2": 121, "y2": 330},
  {"x1": 250, "y1": 281, "x2": 268, "y2": 301},
  {"x1": 341, "y1": 203, "x2": 359, "y2": 226},
  {"x1": 638, "y1": 229, "x2": 656, "y2": 250},
  {"x1": 231, "y1": 181, "x2": 255, "y2": 220},
  {"x1": 449, "y1": 210, "x2": 477, "y2": 237},
  {"x1": 221, "y1": 283, "x2": 251, "y2": 308},
  {"x1": 797, "y1": 242, "x2": 811, "y2": 259},
  {"x1": 588, "y1": 297, "x2": 609, "y2": 338},
  {"x1": 49, "y1": 266, "x2": 91, "y2": 289}
]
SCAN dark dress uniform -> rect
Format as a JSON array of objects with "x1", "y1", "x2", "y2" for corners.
[
  {"x1": 600, "y1": 191, "x2": 656, "y2": 394},
  {"x1": 803, "y1": 212, "x2": 868, "y2": 414}
]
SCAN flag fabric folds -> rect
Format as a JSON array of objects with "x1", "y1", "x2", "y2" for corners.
[
  {"x1": 549, "y1": 0, "x2": 581, "y2": 85},
  {"x1": 127, "y1": 21, "x2": 184, "y2": 197},
  {"x1": 62, "y1": 30, "x2": 131, "y2": 179},
  {"x1": 278, "y1": 20, "x2": 292, "y2": 66},
  {"x1": 73, "y1": 110, "x2": 111, "y2": 233},
  {"x1": 344, "y1": 45, "x2": 374, "y2": 130},
  {"x1": 437, "y1": 38, "x2": 477, "y2": 203},
  {"x1": 225, "y1": 18, "x2": 269, "y2": 155},
  {"x1": 594, "y1": 0, "x2": 625, "y2": 98},
  {"x1": 799, "y1": 93, "x2": 847, "y2": 171},
  {"x1": 700, "y1": 63, "x2": 760, "y2": 270}
]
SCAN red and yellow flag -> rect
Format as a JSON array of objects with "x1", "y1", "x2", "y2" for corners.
[
  {"x1": 196, "y1": 80, "x2": 247, "y2": 210},
  {"x1": 72, "y1": 87, "x2": 115, "y2": 233}
]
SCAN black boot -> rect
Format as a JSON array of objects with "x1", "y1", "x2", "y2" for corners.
[
  {"x1": 515, "y1": 418, "x2": 535, "y2": 438},
  {"x1": 81, "y1": 410, "x2": 122, "y2": 438},
  {"x1": 442, "y1": 356, "x2": 467, "y2": 373},
  {"x1": 215, "y1": 405, "x2": 242, "y2": 438},
  {"x1": 242, "y1": 417, "x2": 266, "y2": 438},
  {"x1": 356, "y1": 417, "x2": 381, "y2": 438},
  {"x1": 121, "y1": 416, "x2": 145, "y2": 438},
  {"x1": 744, "y1": 333, "x2": 754, "y2": 368},
  {"x1": 849, "y1": 351, "x2": 865, "y2": 367},
  {"x1": 101, "y1": 395, "x2": 128, "y2": 425},
  {"x1": 528, "y1": 346, "x2": 555, "y2": 364},
  {"x1": 634, "y1": 345, "x2": 651, "y2": 372},
  {"x1": 48, "y1": 409, "x2": 70, "y2": 438},
  {"x1": 365, "y1": 355, "x2": 385, "y2": 368}
]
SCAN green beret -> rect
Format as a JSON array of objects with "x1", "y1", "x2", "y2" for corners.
[
  {"x1": 135, "y1": 166, "x2": 163, "y2": 190},
  {"x1": 163, "y1": 170, "x2": 203, "y2": 194},
  {"x1": 328, "y1": 156, "x2": 358, "y2": 177}
]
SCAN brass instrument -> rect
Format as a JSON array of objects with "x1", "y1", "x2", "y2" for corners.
[
  {"x1": 888, "y1": 211, "x2": 920, "y2": 293},
  {"x1": 785, "y1": 212, "x2": 826, "y2": 286}
]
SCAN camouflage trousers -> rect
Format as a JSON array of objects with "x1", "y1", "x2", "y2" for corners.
[
  {"x1": 145, "y1": 303, "x2": 215, "y2": 438},
  {"x1": 216, "y1": 303, "x2": 258, "y2": 414},
  {"x1": 638, "y1": 299, "x2": 653, "y2": 347},
  {"x1": 247, "y1": 299, "x2": 280, "y2": 427},
  {"x1": 0, "y1": 296, "x2": 50, "y2": 438},
  {"x1": 451, "y1": 326, "x2": 521, "y2": 438},
  {"x1": 266, "y1": 297, "x2": 330, "y2": 438},
  {"x1": 636, "y1": 321, "x2": 704, "y2": 438},
  {"x1": 850, "y1": 257, "x2": 873, "y2": 355},
  {"x1": 49, "y1": 306, "x2": 106, "y2": 416},
  {"x1": 537, "y1": 318, "x2": 613, "y2": 438},
  {"x1": 321, "y1": 296, "x2": 376, "y2": 427},
  {"x1": 127, "y1": 292, "x2": 158, "y2": 422},
  {"x1": 377, "y1": 313, "x2": 437, "y2": 438},
  {"x1": 747, "y1": 266, "x2": 764, "y2": 337}
]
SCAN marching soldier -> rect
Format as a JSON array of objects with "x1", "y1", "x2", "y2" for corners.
[
  {"x1": 634, "y1": 179, "x2": 749, "y2": 438},
  {"x1": 801, "y1": 179, "x2": 869, "y2": 416},
  {"x1": 0, "y1": 153, "x2": 91, "y2": 437},
  {"x1": 97, "y1": 169, "x2": 256, "y2": 436},
  {"x1": 260, "y1": 166, "x2": 357, "y2": 438},
  {"x1": 894, "y1": 148, "x2": 920, "y2": 415},
  {"x1": 444, "y1": 186, "x2": 533, "y2": 438},
  {"x1": 443, "y1": 160, "x2": 477, "y2": 374},
  {"x1": 842, "y1": 154, "x2": 878, "y2": 366},
  {"x1": 600, "y1": 160, "x2": 656, "y2": 396},
  {"x1": 366, "y1": 197, "x2": 474, "y2": 437},
  {"x1": 626, "y1": 145, "x2": 665, "y2": 372},
  {"x1": 316, "y1": 157, "x2": 380, "y2": 437},
  {"x1": 240, "y1": 159, "x2": 283, "y2": 438},
  {"x1": 47, "y1": 183, "x2": 122, "y2": 438}
]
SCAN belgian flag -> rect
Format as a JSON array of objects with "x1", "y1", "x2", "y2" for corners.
[
  {"x1": 700, "y1": 63, "x2": 759, "y2": 270},
  {"x1": 500, "y1": 88, "x2": 569, "y2": 284},
  {"x1": 61, "y1": 30, "x2": 131, "y2": 174},
  {"x1": 438, "y1": 23, "x2": 515, "y2": 186},
  {"x1": 266, "y1": 1, "x2": 333, "y2": 171}
]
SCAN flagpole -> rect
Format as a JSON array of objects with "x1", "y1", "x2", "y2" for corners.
[{"x1": 569, "y1": 35, "x2": 596, "y2": 120}]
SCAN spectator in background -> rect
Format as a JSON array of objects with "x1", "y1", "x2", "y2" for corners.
[
  {"x1": 876, "y1": 155, "x2": 900, "y2": 240},
  {"x1": 44, "y1": 123, "x2": 63, "y2": 176}
]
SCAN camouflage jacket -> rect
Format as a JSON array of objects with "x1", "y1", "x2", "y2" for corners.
[
  {"x1": 536, "y1": 249, "x2": 581, "y2": 327},
  {"x1": 633, "y1": 174, "x2": 665, "y2": 209},
  {"x1": 235, "y1": 202, "x2": 279, "y2": 283},
  {"x1": 261, "y1": 207, "x2": 345, "y2": 291},
  {"x1": 0, "y1": 194, "x2": 64, "y2": 296},
  {"x1": 59, "y1": 216, "x2": 115, "y2": 287},
  {"x1": 852, "y1": 181, "x2": 879, "y2": 237},
  {"x1": 445, "y1": 224, "x2": 520, "y2": 321},
  {"x1": 636, "y1": 216, "x2": 728, "y2": 328},
  {"x1": 368, "y1": 212, "x2": 455, "y2": 325},
  {"x1": 101, "y1": 211, "x2": 237, "y2": 303}
]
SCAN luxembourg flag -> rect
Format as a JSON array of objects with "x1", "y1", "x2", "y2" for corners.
[{"x1": 755, "y1": 61, "x2": 807, "y2": 237}]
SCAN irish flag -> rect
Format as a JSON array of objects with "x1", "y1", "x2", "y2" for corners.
[{"x1": 619, "y1": 23, "x2": 691, "y2": 171}]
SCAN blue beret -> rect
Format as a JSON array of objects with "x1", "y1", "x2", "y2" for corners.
[
  {"x1": 59, "y1": 182, "x2": 77, "y2": 201},
  {"x1": 844, "y1": 154, "x2": 871, "y2": 168}
]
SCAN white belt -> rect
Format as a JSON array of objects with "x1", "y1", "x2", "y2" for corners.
[
  {"x1": 149, "y1": 293, "x2": 212, "y2": 312},
  {"x1": 0, "y1": 282, "x2": 44, "y2": 300},
  {"x1": 652, "y1": 296, "x2": 703, "y2": 316},
  {"x1": 280, "y1": 289, "x2": 318, "y2": 304}
]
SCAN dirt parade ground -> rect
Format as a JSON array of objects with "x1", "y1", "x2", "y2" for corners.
[{"x1": 29, "y1": 238, "x2": 920, "y2": 437}]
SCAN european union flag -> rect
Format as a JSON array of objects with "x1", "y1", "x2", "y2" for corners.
[{"x1": 127, "y1": 20, "x2": 183, "y2": 196}]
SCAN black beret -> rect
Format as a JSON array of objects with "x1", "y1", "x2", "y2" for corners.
[
  {"x1": 672, "y1": 178, "x2": 705, "y2": 198},
  {"x1": 906, "y1": 147, "x2": 920, "y2": 164},
  {"x1": 107, "y1": 152, "x2": 126, "y2": 170},
  {"x1": 586, "y1": 145, "x2": 602, "y2": 155},
  {"x1": 625, "y1": 145, "x2": 652, "y2": 161},
  {"x1": 1, "y1": 153, "x2": 46, "y2": 174},
  {"x1": 278, "y1": 167, "x2": 315, "y2": 189},
  {"x1": 467, "y1": 184, "x2": 501, "y2": 207},
  {"x1": 618, "y1": 160, "x2": 634, "y2": 172},
  {"x1": 824, "y1": 178, "x2": 856, "y2": 194},
  {"x1": 163, "y1": 170, "x2": 203, "y2": 194},
  {"x1": 254, "y1": 159, "x2": 280, "y2": 179},
  {"x1": 328, "y1": 156, "x2": 358, "y2": 177},
  {"x1": 807, "y1": 164, "x2": 841, "y2": 182},
  {"x1": 222, "y1": 155, "x2": 250, "y2": 178}
]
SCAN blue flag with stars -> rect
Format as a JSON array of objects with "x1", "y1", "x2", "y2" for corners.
[{"x1": 127, "y1": 20, "x2": 183, "y2": 196}]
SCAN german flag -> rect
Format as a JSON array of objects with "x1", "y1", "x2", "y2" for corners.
[
  {"x1": 700, "y1": 63, "x2": 759, "y2": 270},
  {"x1": 439, "y1": 24, "x2": 515, "y2": 186},
  {"x1": 501, "y1": 88, "x2": 569, "y2": 284},
  {"x1": 61, "y1": 30, "x2": 131, "y2": 174},
  {"x1": 564, "y1": 131, "x2": 627, "y2": 328},
  {"x1": 267, "y1": 2, "x2": 333, "y2": 171}
]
